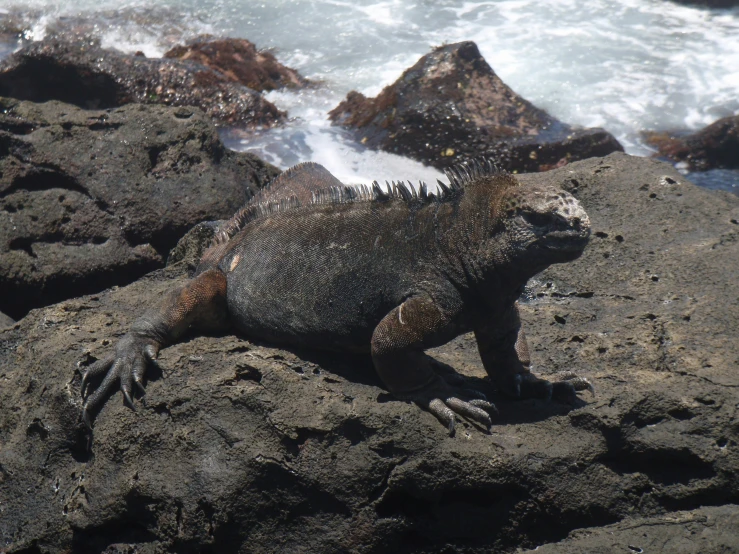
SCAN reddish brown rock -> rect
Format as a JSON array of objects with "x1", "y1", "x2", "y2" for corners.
[
  {"x1": 164, "y1": 38, "x2": 310, "y2": 92},
  {"x1": 0, "y1": 38, "x2": 286, "y2": 128},
  {"x1": 644, "y1": 115, "x2": 739, "y2": 171},
  {"x1": 329, "y1": 41, "x2": 622, "y2": 172}
]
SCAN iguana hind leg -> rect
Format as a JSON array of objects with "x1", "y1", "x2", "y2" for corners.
[
  {"x1": 80, "y1": 268, "x2": 228, "y2": 427},
  {"x1": 371, "y1": 295, "x2": 497, "y2": 435}
]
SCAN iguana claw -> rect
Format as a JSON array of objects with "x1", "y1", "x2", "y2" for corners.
[
  {"x1": 498, "y1": 372, "x2": 594, "y2": 405},
  {"x1": 556, "y1": 371, "x2": 596, "y2": 395},
  {"x1": 79, "y1": 333, "x2": 159, "y2": 428},
  {"x1": 417, "y1": 380, "x2": 497, "y2": 435}
]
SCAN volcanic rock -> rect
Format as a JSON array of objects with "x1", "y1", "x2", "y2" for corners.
[
  {"x1": 0, "y1": 310, "x2": 14, "y2": 328},
  {"x1": 522, "y1": 505, "x2": 739, "y2": 553},
  {"x1": 329, "y1": 41, "x2": 623, "y2": 172},
  {"x1": 164, "y1": 38, "x2": 311, "y2": 92},
  {"x1": 644, "y1": 114, "x2": 739, "y2": 171},
  {"x1": 1, "y1": 153, "x2": 738, "y2": 553},
  {"x1": 0, "y1": 38, "x2": 286, "y2": 128},
  {"x1": 667, "y1": 0, "x2": 739, "y2": 7},
  {"x1": 0, "y1": 97, "x2": 279, "y2": 319}
]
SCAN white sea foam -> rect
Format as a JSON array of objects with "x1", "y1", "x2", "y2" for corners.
[{"x1": 216, "y1": 83, "x2": 442, "y2": 183}]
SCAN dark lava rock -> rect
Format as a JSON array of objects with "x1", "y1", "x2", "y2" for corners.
[
  {"x1": 328, "y1": 41, "x2": 623, "y2": 172},
  {"x1": 1, "y1": 153, "x2": 739, "y2": 553},
  {"x1": 644, "y1": 115, "x2": 739, "y2": 171},
  {"x1": 521, "y1": 505, "x2": 739, "y2": 553},
  {"x1": 0, "y1": 97, "x2": 279, "y2": 320},
  {"x1": 164, "y1": 38, "x2": 311, "y2": 92},
  {"x1": 0, "y1": 38, "x2": 286, "y2": 128},
  {"x1": 667, "y1": 0, "x2": 739, "y2": 7}
]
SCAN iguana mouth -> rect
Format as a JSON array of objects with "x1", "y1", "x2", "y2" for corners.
[{"x1": 541, "y1": 229, "x2": 590, "y2": 250}]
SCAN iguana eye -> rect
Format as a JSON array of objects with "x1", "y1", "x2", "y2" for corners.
[{"x1": 522, "y1": 211, "x2": 551, "y2": 227}]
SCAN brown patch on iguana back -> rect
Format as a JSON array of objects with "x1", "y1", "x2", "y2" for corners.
[
  {"x1": 212, "y1": 162, "x2": 343, "y2": 246},
  {"x1": 199, "y1": 162, "x2": 342, "y2": 270}
]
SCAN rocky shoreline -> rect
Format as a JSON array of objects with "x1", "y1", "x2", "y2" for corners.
[
  {"x1": 643, "y1": 115, "x2": 739, "y2": 171},
  {"x1": 328, "y1": 42, "x2": 623, "y2": 173},
  {"x1": 0, "y1": 32, "x2": 738, "y2": 554},
  {"x1": 0, "y1": 35, "x2": 734, "y2": 183}
]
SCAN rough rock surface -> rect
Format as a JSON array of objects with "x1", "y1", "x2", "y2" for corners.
[
  {"x1": 1, "y1": 153, "x2": 738, "y2": 553},
  {"x1": 0, "y1": 38, "x2": 286, "y2": 127},
  {"x1": 164, "y1": 38, "x2": 311, "y2": 92},
  {"x1": 0, "y1": 311, "x2": 13, "y2": 328},
  {"x1": 0, "y1": 97, "x2": 279, "y2": 319},
  {"x1": 520, "y1": 505, "x2": 739, "y2": 553},
  {"x1": 329, "y1": 41, "x2": 623, "y2": 173},
  {"x1": 644, "y1": 115, "x2": 739, "y2": 171}
]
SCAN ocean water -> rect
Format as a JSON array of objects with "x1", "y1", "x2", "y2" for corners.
[{"x1": 0, "y1": 0, "x2": 738, "y2": 189}]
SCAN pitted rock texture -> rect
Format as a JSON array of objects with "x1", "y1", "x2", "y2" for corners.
[
  {"x1": 0, "y1": 38, "x2": 286, "y2": 127},
  {"x1": 644, "y1": 114, "x2": 739, "y2": 171},
  {"x1": 0, "y1": 97, "x2": 279, "y2": 319},
  {"x1": 520, "y1": 505, "x2": 739, "y2": 553},
  {"x1": 1, "y1": 153, "x2": 738, "y2": 553},
  {"x1": 329, "y1": 41, "x2": 623, "y2": 173},
  {"x1": 164, "y1": 38, "x2": 311, "y2": 92}
]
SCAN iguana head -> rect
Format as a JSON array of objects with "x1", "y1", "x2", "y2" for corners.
[{"x1": 497, "y1": 183, "x2": 591, "y2": 268}]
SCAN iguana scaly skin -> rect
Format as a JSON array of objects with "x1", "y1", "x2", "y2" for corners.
[{"x1": 81, "y1": 160, "x2": 592, "y2": 434}]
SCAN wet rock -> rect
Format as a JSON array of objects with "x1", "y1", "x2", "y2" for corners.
[
  {"x1": 1, "y1": 153, "x2": 738, "y2": 553},
  {"x1": 644, "y1": 115, "x2": 739, "y2": 171},
  {"x1": 0, "y1": 38, "x2": 286, "y2": 127},
  {"x1": 0, "y1": 97, "x2": 279, "y2": 319},
  {"x1": 164, "y1": 37, "x2": 311, "y2": 92},
  {"x1": 329, "y1": 41, "x2": 623, "y2": 172},
  {"x1": 667, "y1": 0, "x2": 739, "y2": 7}
]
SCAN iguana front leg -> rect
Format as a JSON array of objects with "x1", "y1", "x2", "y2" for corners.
[
  {"x1": 80, "y1": 269, "x2": 228, "y2": 426},
  {"x1": 371, "y1": 295, "x2": 497, "y2": 435},
  {"x1": 474, "y1": 302, "x2": 593, "y2": 403}
]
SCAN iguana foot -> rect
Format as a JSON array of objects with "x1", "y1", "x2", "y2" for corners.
[
  {"x1": 498, "y1": 371, "x2": 594, "y2": 405},
  {"x1": 554, "y1": 371, "x2": 595, "y2": 394},
  {"x1": 79, "y1": 334, "x2": 159, "y2": 428},
  {"x1": 550, "y1": 371, "x2": 595, "y2": 405},
  {"x1": 406, "y1": 378, "x2": 498, "y2": 436}
]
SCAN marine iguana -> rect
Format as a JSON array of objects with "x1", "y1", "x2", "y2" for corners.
[{"x1": 80, "y1": 160, "x2": 593, "y2": 434}]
